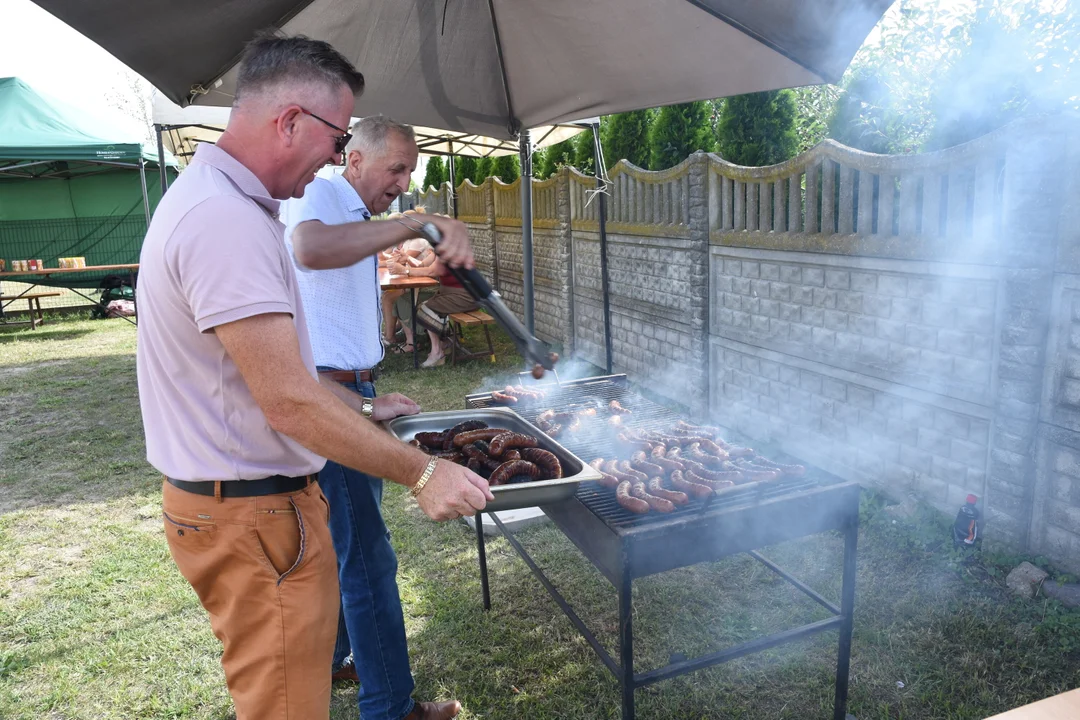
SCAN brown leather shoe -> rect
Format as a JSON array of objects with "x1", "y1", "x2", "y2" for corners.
[
  {"x1": 331, "y1": 660, "x2": 359, "y2": 683},
  {"x1": 402, "y1": 700, "x2": 462, "y2": 720}
]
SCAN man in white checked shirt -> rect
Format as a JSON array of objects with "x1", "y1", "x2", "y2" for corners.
[{"x1": 281, "y1": 116, "x2": 461, "y2": 720}]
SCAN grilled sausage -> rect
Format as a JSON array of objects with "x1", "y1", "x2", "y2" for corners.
[
  {"x1": 452, "y1": 428, "x2": 507, "y2": 447},
  {"x1": 589, "y1": 459, "x2": 621, "y2": 488},
  {"x1": 749, "y1": 455, "x2": 806, "y2": 476},
  {"x1": 442, "y1": 420, "x2": 488, "y2": 450},
  {"x1": 682, "y1": 459, "x2": 743, "y2": 483},
  {"x1": 489, "y1": 431, "x2": 540, "y2": 457},
  {"x1": 608, "y1": 415, "x2": 624, "y2": 428},
  {"x1": 615, "y1": 480, "x2": 651, "y2": 513},
  {"x1": 647, "y1": 476, "x2": 689, "y2": 505},
  {"x1": 609, "y1": 400, "x2": 632, "y2": 415},
  {"x1": 414, "y1": 431, "x2": 447, "y2": 449},
  {"x1": 675, "y1": 420, "x2": 722, "y2": 438},
  {"x1": 669, "y1": 469, "x2": 714, "y2": 499},
  {"x1": 408, "y1": 438, "x2": 423, "y2": 449},
  {"x1": 491, "y1": 390, "x2": 518, "y2": 404},
  {"x1": 733, "y1": 459, "x2": 782, "y2": 481},
  {"x1": 617, "y1": 432, "x2": 660, "y2": 453},
  {"x1": 518, "y1": 448, "x2": 562, "y2": 479},
  {"x1": 503, "y1": 449, "x2": 522, "y2": 462},
  {"x1": 630, "y1": 451, "x2": 666, "y2": 478},
  {"x1": 629, "y1": 481, "x2": 675, "y2": 512},
  {"x1": 685, "y1": 467, "x2": 737, "y2": 491},
  {"x1": 724, "y1": 444, "x2": 755, "y2": 459},
  {"x1": 466, "y1": 456, "x2": 490, "y2": 478},
  {"x1": 489, "y1": 460, "x2": 540, "y2": 486},
  {"x1": 603, "y1": 460, "x2": 638, "y2": 484},
  {"x1": 617, "y1": 461, "x2": 649, "y2": 482},
  {"x1": 430, "y1": 450, "x2": 465, "y2": 463}
]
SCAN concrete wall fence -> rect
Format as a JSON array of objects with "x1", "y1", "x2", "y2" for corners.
[{"x1": 405, "y1": 114, "x2": 1080, "y2": 572}]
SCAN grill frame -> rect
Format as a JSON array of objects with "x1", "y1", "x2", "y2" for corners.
[{"x1": 466, "y1": 374, "x2": 859, "y2": 720}]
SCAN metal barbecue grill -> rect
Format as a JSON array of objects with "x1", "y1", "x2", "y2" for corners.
[{"x1": 465, "y1": 374, "x2": 860, "y2": 720}]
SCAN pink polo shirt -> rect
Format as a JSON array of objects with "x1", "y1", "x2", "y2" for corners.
[{"x1": 136, "y1": 144, "x2": 325, "y2": 481}]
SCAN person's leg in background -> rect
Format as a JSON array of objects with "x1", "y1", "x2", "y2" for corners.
[
  {"x1": 318, "y1": 378, "x2": 418, "y2": 720},
  {"x1": 381, "y1": 289, "x2": 406, "y2": 348}
]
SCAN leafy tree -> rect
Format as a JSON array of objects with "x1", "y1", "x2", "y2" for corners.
[
  {"x1": 474, "y1": 157, "x2": 494, "y2": 184},
  {"x1": 826, "y1": 69, "x2": 898, "y2": 154},
  {"x1": 572, "y1": 130, "x2": 596, "y2": 175},
  {"x1": 491, "y1": 154, "x2": 520, "y2": 183},
  {"x1": 716, "y1": 90, "x2": 798, "y2": 166},
  {"x1": 648, "y1": 101, "x2": 714, "y2": 170},
  {"x1": 453, "y1": 156, "x2": 477, "y2": 187},
  {"x1": 537, "y1": 138, "x2": 575, "y2": 178},
  {"x1": 601, "y1": 110, "x2": 653, "y2": 169},
  {"x1": 791, "y1": 85, "x2": 840, "y2": 153},
  {"x1": 530, "y1": 148, "x2": 547, "y2": 179},
  {"x1": 421, "y1": 156, "x2": 447, "y2": 191}
]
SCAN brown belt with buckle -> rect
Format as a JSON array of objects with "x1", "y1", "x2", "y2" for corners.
[{"x1": 318, "y1": 368, "x2": 376, "y2": 384}]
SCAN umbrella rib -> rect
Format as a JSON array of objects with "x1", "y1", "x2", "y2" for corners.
[
  {"x1": 680, "y1": 0, "x2": 831, "y2": 82},
  {"x1": 485, "y1": 0, "x2": 519, "y2": 136},
  {"x1": 188, "y1": 0, "x2": 321, "y2": 104}
]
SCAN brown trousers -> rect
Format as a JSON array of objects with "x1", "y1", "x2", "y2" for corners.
[{"x1": 162, "y1": 479, "x2": 339, "y2": 720}]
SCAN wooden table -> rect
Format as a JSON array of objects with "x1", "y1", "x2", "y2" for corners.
[
  {"x1": 985, "y1": 689, "x2": 1080, "y2": 719},
  {"x1": 378, "y1": 270, "x2": 439, "y2": 368},
  {"x1": 0, "y1": 264, "x2": 139, "y2": 326}
]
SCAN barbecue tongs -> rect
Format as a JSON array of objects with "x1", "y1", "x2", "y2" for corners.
[{"x1": 403, "y1": 217, "x2": 558, "y2": 373}]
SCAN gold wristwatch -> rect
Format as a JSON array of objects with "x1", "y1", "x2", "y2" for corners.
[{"x1": 361, "y1": 397, "x2": 374, "y2": 417}]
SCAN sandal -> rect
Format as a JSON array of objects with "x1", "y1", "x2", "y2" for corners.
[{"x1": 388, "y1": 342, "x2": 415, "y2": 354}]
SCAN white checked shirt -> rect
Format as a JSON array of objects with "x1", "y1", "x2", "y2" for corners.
[{"x1": 281, "y1": 173, "x2": 384, "y2": 371}]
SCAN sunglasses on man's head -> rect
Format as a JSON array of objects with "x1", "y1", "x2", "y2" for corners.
[{"x1": 300, "y1": 108, "x2": 352, "y2": 156}]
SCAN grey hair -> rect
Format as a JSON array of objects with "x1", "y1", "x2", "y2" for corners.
[
  {"x1": 345, "y1": 115, "x2": 416, "y2": 156},
  {"x1": 235, "y1": 31, "x2": 364, "y2": 105}
]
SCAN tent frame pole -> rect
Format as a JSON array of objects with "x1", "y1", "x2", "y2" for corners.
[
  {"x1": 519, "y1": 130, "x2": 534, "y2": 337},
  {"x1": 592, "y1": 123, "x2": 613, "y2": 374},
  {"x1": 155, "y1": 124, "x2": 169, "y2": 195},
  {"x1": 138, "y1": 158, "x2": 152, "y2": 228},
  {"x1": 448, "y1": 141, "x2": 457, "y2": 218}
]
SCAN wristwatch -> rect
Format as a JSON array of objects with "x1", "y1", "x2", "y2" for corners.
[{"x1": 361, "y1": 397, "x2": 374, "y2": 417}]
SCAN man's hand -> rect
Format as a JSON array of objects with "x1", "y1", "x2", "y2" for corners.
[
  {"x1": 387, "y1": 261, "x2": 408, "y2": 276},
  {"x1": 371, "y1": 393, "x2": 420, "y2": 422},
  {"x1": 415, "y1": 460, "x2": 494, "y2": 521},
  {"x1": 426, "y1": 215, "x2": 474, "y2": 270}
]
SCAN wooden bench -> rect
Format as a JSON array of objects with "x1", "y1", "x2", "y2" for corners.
[
  {"x1": 0, "y1": 291, "x2": 62, "y2": 329},
  {"x1": 447, "y1": 310, "x2": 497, "y2": 366}
]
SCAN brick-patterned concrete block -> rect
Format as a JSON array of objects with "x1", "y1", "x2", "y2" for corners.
[
  {"x1": 905, "y1": 325, "x2": 938, "y2": 350},
  {"x1": 864, "y1": 294, "x2": 893, "y2": 318},
  {"x1": 802, "y1": 306, "x2": 825, "y2": 327},
  {"x1": 861, "y1": 337, "x2": 890, "y2": 362},
  {"x1": 822, "y1": 377, "x2": 848, "y2": 401},
  {"x1": 952, "y1": 438, "x2": 988, "y2": 470},
  {"x1": 851, "y1": 315, "x2": 876, "y2": 336},
  {"x1": 851, "y1": 272, "x2": 878, "y2": 293},
  {"x1": 793, "y1": 286, "x2": 815, "y2": 305},
  {"x1": 750, "y1": 279, "x2": 771, "y2": 298},
  {"x1": 848, "y1": 385, "x2": 875, "y2": 410},
  {"x1": 923, "y1": 303, "x2": 957, "y2": 329},
  {"x1": 760, "y1": 262, "x2": 780, "y2": 280},
  {"x1": 892, "y1": 298, "x2": 922, "y2": 324},
  {"x1": 741, "y1": 261, "x2": 760, "y2": 278},
  {"x1": 803, "y1": 267, "x2": 825, "y2": 286},
  {"x1": 824, "y1": 310, "x2": 849, "y2": 331},
  {"x1": 878, "y1": 274, "x2": 908, "y2": 297},
  {"x1": 825, "y1": 269, "x2": 851, "y2": 289},
  {"x1": 876, "y1": 319, "x2": 906, "y2": 343},
  {"x1": 956, "y1": 306, "x2": 995, "y2": 332},
  {"x1": 790, "y1": 323, "x2": 811, "y2": 344},
  {"x1": 770, "y1": 282, "x2": 793, "y2": 302},
  {"x1": 837, "y1": 291, "x2": 864, "y2": 313},
  {"x1": 812, "y1": 327, "x2": 837, "y2": 349},
  {"x1": 814, "y1": 288, "x2": 838, "y2": 308},
  {"x1": 900, "y1": 444, "x2": 933, "y2": 475},
  {"x1": 779, "y1": 265, "x2": 802, "y2": 284},
  {"x1": 836, "y1": 331, "x2": 861, "y2": 355},
  {"x1": 918, "y1": 427, "x2": 953, "y2": 456}
]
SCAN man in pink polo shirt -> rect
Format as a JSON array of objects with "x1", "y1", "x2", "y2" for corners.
[{"x1": 136, "y1": 33, "x2": 492, "y2": 720}]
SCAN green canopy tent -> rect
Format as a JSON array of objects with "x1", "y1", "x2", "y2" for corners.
[{"x1": 0, "y1": 77, "x2": 178, "y2": 289}]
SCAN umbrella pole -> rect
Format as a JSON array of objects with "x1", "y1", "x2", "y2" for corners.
[
  {"x1": 155, "y1": 124, "x2": 168, "y2": 196},
  {"x1": 592, "y1": 123, "x2": 613, "y2": 374},
  {"x1": 448, "y1": 143, "x2": 458, "y2": 218},
  {"x1": 139, "y1": 158, "x2": 152, "y2": 228},
  {"x1": 519, "y1": 130, "x2": 534, "y2": 337}
]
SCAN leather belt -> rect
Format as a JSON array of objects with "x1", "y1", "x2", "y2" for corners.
[
  {"x1": 318, "y1": 368, "x2": 376, "y2": 384},
  {"x1": 167, "y1": 474, "x2": 316, "y2": 498}
]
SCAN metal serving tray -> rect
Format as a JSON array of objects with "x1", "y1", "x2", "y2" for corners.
[{"x1": 384, "y1": 407, "x2": 603, "y2": 512}]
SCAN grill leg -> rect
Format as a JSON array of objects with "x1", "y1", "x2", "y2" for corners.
[
  {"x1": 833, "y1": 520, "x2": 859, "y2": 720},
  {"x1": 476, "y1": 512, "x2": 491, "y2": 610},
  {"x1": 619, "y1": 570, "x2": 634, "y2": 720}
]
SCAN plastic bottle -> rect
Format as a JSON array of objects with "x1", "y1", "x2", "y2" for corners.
[{"x1": 952, "y1": 494, "x2": 981, "y2": 547}]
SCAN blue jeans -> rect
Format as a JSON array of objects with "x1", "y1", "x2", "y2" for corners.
[{"x1": 318, "y1": 369, "x2": 415, "y2": 720}]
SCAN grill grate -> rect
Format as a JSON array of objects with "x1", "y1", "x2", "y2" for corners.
[{"x1": 466, "y1": 374, "x2": 814, "y2": 531}]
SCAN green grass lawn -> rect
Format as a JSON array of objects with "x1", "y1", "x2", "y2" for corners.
[{"x1": 1, "y1": 316, "x2": 1078, "y2": 719}]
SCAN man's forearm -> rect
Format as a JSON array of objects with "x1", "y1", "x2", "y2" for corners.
[
  {"x1": 272, "y1": 381, "x2": 427, "y2": 487},
  {"x1": 293, "y1": 219, "x2": 417, "y2": 270},
  {"x1": 319, "y1": 376, "x2": 366, "y2": 414}
]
